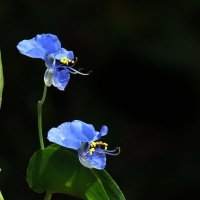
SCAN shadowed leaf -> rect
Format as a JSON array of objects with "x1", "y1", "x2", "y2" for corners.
[{"x1": 27, "y1": 145, "x2": 125, "y2": 200}]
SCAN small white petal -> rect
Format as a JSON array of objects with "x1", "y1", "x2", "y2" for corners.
[
  {"x1": 44, "y1": 68, "x2": 54, "y2": 86},
  {"x1": 79, "y1": 157, "x2": 93, "y2": 169}
]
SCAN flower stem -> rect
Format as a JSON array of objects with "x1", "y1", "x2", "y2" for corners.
[
  {"x1": 38, "y1": 84, "x2": 47, "y2": 150},
  {"x1": 44, "y1": 190, "x2": 52, "y2": 200},
  {"x1": 0, "y1": 191, "x2": 4, "y2": 200}
]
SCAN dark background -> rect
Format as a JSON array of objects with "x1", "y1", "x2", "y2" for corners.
[{"x1": 0, "y1": 0, "x2": 200, "y2": 199}]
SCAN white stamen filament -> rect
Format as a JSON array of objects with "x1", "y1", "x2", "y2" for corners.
[
  {"x1": 103, "y1": 147, "x2": 121, "y2": 156},
  {"x1": 67, "y1": 67, "x2": 90, "y2": 75}
]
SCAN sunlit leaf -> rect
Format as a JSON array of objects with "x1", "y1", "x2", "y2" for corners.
[
  {"x1": 0, "y1": 191, "x2": 4, "y2": 200},
  {"x1": 27, "y1": 145, "x2": 125, "y2": 200}
]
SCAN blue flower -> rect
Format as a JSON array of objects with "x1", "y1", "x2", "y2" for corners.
[
  {"x1": 17, "y1": 34, "x2": 89, "y2": 90},
  {"x1": 47, "y1": 120, "x2": 120, "y2": 170}
]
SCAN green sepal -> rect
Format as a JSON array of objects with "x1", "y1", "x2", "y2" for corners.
[
  {"x1": 0, "y1": 50, "x2": 3, "y2": 109},
  {"x1": 27, "y1": 144, "x2": 126, "y2": 200}
]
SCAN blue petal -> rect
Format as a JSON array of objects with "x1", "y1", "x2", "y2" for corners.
[
  {"x1": 48, "y1": 125, "x2": 82, "y2": 150},
  {"x1": 54, "y1": 48, "x2": 74, "y2": 61},
  {"x1": 93, "y1": 125, "x2": 108, "y2": 141},
  {"x1": 100, "y1": 126, "x2": 108, "y2": 136},
  {"x1": 17, "y1": 34, "x2": 61, "y2": 61},
  {"x1": 52, "y1": 67, "x2": 70, "y2": 90},
  {"x1": 63, "y1": 120, "x2": 97, "y2": 142},
  {"x1": 47, "y1": 127, "x2": 65, "y2": 145},
  {"x1": 76, "y1": 120, "x2": 98, "y2": 141},
  {"x1": 47, "y1": 120, "x2": 97, "y2": 150},
  {"x1": 81, "y1": 148, "x2": 106, "y2": 169}
]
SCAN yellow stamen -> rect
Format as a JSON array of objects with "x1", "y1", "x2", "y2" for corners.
[
  {"x1": 90, "y1": 142, "x2": 96, "y2": 148},
  {"x1": 60, "y1": 56, "x2": 70, "y2": 65},
  {"x1": 89, "y1": 141, "x2": 109, "y2": 153},
  {"x1": 91, "y1": 141, "x2": 108, "y2": 148},
  {"x1": 89, "y1": 148, "x2": 95, "y2": 155}
]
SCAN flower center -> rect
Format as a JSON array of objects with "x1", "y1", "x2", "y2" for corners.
[
  {"x1": 60, "y1": 56, "x2": 78, "y2": 66},
  {"x1": 88, "y1": 141, "x2": 120, "y2": 156},
  {"x1": 60, "y1": 56, "x2": 71, "y2": 65},
  {"x1": 89, "y1": 141, "x2": 108, "y2": 155},
  {"x1": 90, "y1": 141, "x2": 108, "y2": 149},
  {"x1": 58, "y1": 57, "x2": 91, "y2": 76}
]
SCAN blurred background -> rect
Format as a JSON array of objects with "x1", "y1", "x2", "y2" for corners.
[{"x1": 0, "y1": 0, "x2": 200, "y2": 199}]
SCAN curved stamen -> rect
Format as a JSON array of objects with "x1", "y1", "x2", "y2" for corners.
[
  {"x1": 55, "y1": 61, "x2": 76, "y2": 68},
  {"x1": 81, "y1": 147, "x2": 120, "y2": 159},
  {"x1": 55, "y1": 59, "x2": 92, "y2": 75},
  {"x1": 103, "y1": 147, "x2": 120, "y2": 156},
  {"x1": 67, "y1": 66, "x2": 90, "y2": 75},
  {"x1": 77, "y1": 68, "x2": 85, "y2": 72},
  {"x1": 71, "y1": 57, "x2": 78, "y2": 64},
  {"x1": 67, "y1": 70, "x2": 78, "y2": 75}
]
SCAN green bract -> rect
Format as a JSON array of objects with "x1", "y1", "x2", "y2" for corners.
[{"x1": 27, "y1": 144, "x2": 125, "y2": 200}]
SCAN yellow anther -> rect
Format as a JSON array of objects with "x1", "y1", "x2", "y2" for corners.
[
  {"x1": 60, "y1": 56, "x2": 70, "y2": 65},
  {"x1": 90, "y1": 142, "x2": 96, "y2": 148},
  {"x1": 96, "y1": 141, "x2": 101, "y2": 144},
  {"x1": 89, "y1": 148, "x2": 95, "y2": 155},
  {"x1": 89, "y1": 141, "x2": 109, "y2": 153},
  {"x1": 74, "y1": 57, "x2": 78, "y2": 63}
]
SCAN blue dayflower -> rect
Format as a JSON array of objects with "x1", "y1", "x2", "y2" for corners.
[
  {"x1": 17, "y1": 34, "x2": 89, "y2": 90},
  {"x1": 47, "y1": 120, "x2": 120, "y2": 170}
]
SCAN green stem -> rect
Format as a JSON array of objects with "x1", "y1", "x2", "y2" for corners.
[
  {"x1": 44, "y1": 190, "x2": 52, "y2": 200},
  {"x1": 38, "y1": 84, "x2": 47, "y2": 150},
  {"x1": 0, "y1": 191, "x2": 4, "y2": 200},
  {"x1": 0, "y1": 50, "x2": 4, "y2": 110}
]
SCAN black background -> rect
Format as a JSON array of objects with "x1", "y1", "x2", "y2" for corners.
[{"x1": 0, "y1": 0, "x2": 200, "y2": 199}]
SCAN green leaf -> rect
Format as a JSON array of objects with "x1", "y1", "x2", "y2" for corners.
[
  {"x1": 0, "y1": 191, "x2": 4, "y2": 200},
  {"x1": 0, "y1": 50, "x2": 3, "y2": 109},
  {"x1": 0, "y1": 168, "x2": 4, "y2": 200},
  {"x1": 27, "y1": 145, "x2": 126, "y2": 200}
]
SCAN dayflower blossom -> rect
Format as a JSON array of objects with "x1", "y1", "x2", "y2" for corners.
[
  {"x1": 47, "y1": 120, "x2": 120, "y2": 170},
  {"x1": 17, "y1": 34, "x2": 89, "y2": 90}
]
